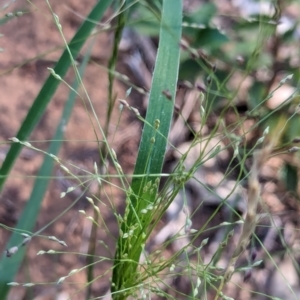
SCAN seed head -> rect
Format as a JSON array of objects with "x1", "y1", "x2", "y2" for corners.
[{"x1": 5, "y1": 246, "x2": 18, "y2": 257}]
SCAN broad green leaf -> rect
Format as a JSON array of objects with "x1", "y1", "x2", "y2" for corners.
[
  {"x1": 193, "y1": 28, "x2": 229, "y2": 49},
  {"x1": 183, "y1": 3, "x2": 216, "y2": 26},
  {"x1": 283, "y1": 163, "x2": 298, "y2": 195}
]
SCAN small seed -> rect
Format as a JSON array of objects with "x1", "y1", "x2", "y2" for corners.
[
  {"x1": 162, "y1": 89, "x2": 172, "y2": 100},
  {"x1": 5, "y1": 246, "x2": 18, "y2": 257}
]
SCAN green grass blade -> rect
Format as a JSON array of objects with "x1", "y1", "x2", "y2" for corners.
[
  {"x1": 132, "y1": 12, "x2": 181, "y2": 190},
  {"x1": 0, "y1": 0, "x2": 112, "y2": 192},
  {"x1": 107, "y1": 2, "x2": 128, "y2": 121},
  {"x1": 0, "y1": 40, "x2": 95, "y2": 299},
  {"x1": 112, "y1": 1, "x2": 182, "y2": 298}
]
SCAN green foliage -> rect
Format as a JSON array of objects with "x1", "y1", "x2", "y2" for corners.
[
  {"x1": 1, "y1": 0, "x2": 300, "y2": 299},
  {"x1": 111, "y1": 1, "x2": 182, "y2": 298}
]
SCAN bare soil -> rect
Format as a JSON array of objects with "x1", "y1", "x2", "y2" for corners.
[{"x1": 1, "y1": 1, "x2": 300, "y2": 300}]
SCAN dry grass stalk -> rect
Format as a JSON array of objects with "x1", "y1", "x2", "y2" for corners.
[{"x1": 223, "y1": 144, "x2": 273, "y2": 283}]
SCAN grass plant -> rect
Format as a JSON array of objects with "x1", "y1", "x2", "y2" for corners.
[{"x1": 0, "y1": 0, "x2": 300, "y2": 300}]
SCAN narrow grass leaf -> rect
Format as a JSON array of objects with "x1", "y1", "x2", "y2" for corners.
[{"x1": 112, "y1": 1, "x2": 182, "y2": 298}]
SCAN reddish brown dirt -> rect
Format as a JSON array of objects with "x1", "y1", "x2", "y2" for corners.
[{"x1": 1, "y1": 1, "x2": 300, "y2": 300}]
